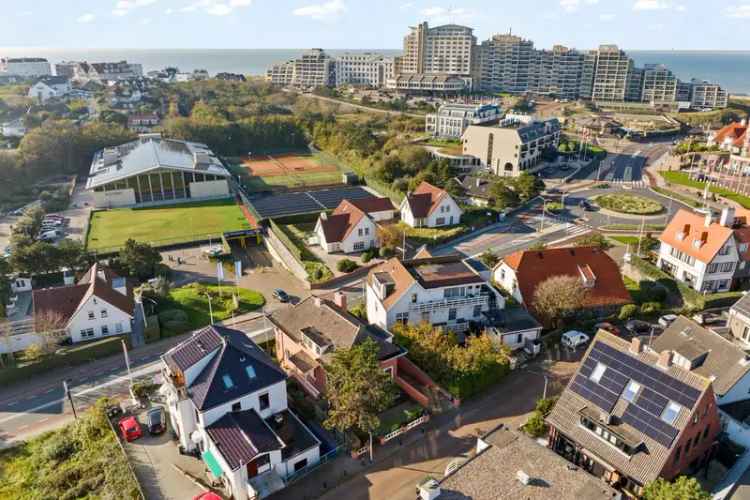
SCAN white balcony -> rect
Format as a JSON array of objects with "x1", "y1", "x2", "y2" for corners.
[{"x1": 409, "y1": 294, "x2": 488, "y2": 313}]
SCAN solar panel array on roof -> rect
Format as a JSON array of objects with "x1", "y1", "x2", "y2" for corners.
[
  {"x1": 248, "y1": 186, "x2": 374, "y2": 219},
  {"x1": 622, "y1": 404, "x2": 679, "y2": 448}
]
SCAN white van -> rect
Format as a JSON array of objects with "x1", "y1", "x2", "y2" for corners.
[{"x1": 561, "y1": 330, "x2": 590, "y2": 350}]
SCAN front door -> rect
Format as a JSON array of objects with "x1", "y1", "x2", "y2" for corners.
[{"x1": 247, "y1": 460, "x2": 258, "y2": 478}]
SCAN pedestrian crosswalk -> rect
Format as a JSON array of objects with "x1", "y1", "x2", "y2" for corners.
[{"x1": 608, "y1": 179, "x2": 648, "y2": 189}]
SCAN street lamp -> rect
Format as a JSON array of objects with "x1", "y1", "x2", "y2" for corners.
[
  {"x1": 526, "y1": 369, "x2": 550, "y2": 400},
  {"x1": 63, "y1": 379, "x2": 78, "y2": 420},
  {"x1": 204, "y1": 292, "x2": 214, "y2": 325}
]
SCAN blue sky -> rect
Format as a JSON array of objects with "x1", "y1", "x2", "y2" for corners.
[{"x1": 1, "y1": 0, "x2": 749, "y2": 50}]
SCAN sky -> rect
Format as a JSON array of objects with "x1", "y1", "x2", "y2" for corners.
[{"x1": 1, "y1": 0, "x2": 749, "y2": 50}]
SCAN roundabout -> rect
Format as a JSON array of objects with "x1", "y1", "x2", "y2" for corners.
[{"x1": 594, "y1": 193, "x2": 664, "y2": 216}]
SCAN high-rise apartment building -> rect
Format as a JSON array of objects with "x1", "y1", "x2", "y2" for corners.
[
  {"x1": 690, "y1": 79, "x2": 729, "y2": 110},
  {"x1": 530, "y1": 45, "x2": 585, "y2": 100},
  {"x1": 266, "y1": 49, "x2": 334, "y2": 88},
  {"x1": 586, "y1": 45, "x2": 634, "y2": 102},
  {"x1": 334, "y1": 53, "x2": 390, "y2": 87},
  {"x1": 0, "y1": 57, "x2": 51, "y2": 78},
  {"x1": 641, "y1": 64, "x2": 678, "y2": 104},
  {"x1": 478, "y1": 34, "x2": 535, "y2": 94}
]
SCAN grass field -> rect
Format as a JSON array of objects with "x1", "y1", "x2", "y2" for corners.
[
  {"x1": 159, "y1": 283, "x2": 265, "y2": 331},
  {"x1": 86, "y1": 199, "x2": 251, "y2": 252},
  {"x1": 232, "y1": 151, "x2": 353, "y2": 193},
  {"x1": 661, "y1": 171, "x2": 750, "y2": 209}
]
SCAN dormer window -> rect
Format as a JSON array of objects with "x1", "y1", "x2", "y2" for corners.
[{"x1": 222, "y1": 374, "x2": 234, "y2": 389}]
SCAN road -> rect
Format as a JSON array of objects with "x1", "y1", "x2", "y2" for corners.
[
  {"x1": 288, "y1": 89, "x2": 425, "y2": 118},
  {"x1": 0, "y1": 317, "x2": 270, "y2": 447},
  {"x1": 572, "y1": 139, "x2": 672, "y2": 186}
]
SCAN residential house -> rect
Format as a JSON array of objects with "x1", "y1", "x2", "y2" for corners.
[
  {"x1": 86, "y1": 134, "x2": 232, "y2": 208},
  {"x1": 0, "y1": 57, "x2": 51, "y2": 77},
  {"x1": 314, "y1": 197, "x2": 394, "y2": 254},
  {"x1": 651, "y1": 315, "x2": 750, "y2": 406},
  {"x1": 367, "y1": 254, "x2": 502, "y2": 333},
  {"x1": 32, "y1": 263, "x2": 134, "y2": 344},
  {"x1": 27, "y1": 76, "x2": 72, "y2": 102},
  {"x1": 73, "y1": 61, "x2": 144, "y2": 83},
  {"x1": 454, "y1": 175, "x2": 494, "y2": 207},
  {"x1": 127, "y1": 113, "x2": 160, "y2": 133},
  {"x1": 708, "y1": 120, "x2": 750, "y2": 175},
  {"x1": 493, "y1": 246, "x2": 631, "y2": 319},
  {"x1": 482, "y1": 306, "x2": 543, "y2": 352},
  {"x1": 727, "y1": 293, "x2": 750, "y2": 347},
  {"x1": 656, "y1": 207, "x2": 749, "y2": 293},
  {"x1": 421, "y1": 426, "x2": 618, "y2": 500},
  {"x1": 160, "y1": 325, "x2": 321, "y2": 500},
  {"x1": 400, "y1": 181, "x2": 463, "y2": 228},
  {"x1": 461, "y1": 118, "x2": 561, "y2": 177},
  {"x1": 546, "y1": 331, "x2": 721, "y2": 497}
]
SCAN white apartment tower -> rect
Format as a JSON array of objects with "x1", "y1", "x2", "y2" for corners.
[
  {"x1": 585, "y1": 45, "x2": 635, "y2": 102},
  {"x1": 641, "y1": 64, "x2": 678, "y2": 105},
  {"x1": 396, "y1": 22, "x2": 476, "y2": 83},
  {"x1": 478, "y1": 34, "x2": 535, "y2": 94},
  {"x1": 335, "y1": 53, "x2": 389, "y2": 87},
  {"x1": 267, "y1": 49, "x2": 334, "y2": 88}
]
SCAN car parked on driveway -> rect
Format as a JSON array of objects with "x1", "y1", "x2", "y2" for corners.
[
  {"x1": 118, "y1": 416, "x2": 142, "y2": 442},
  {"x1": 273, "y1": 289, "x2": 290, "y2": 303},
  {"x1": 595, "y1": 322, "x2": 621, "y2": 336},
  {"x1": 146, "y1": 407, "x2": 166, "y2": 435},
  {"x1": 625, "y1": 320, "x2": 658, "y2": 335},
  {"x1": 561, "y1": 330, "x2": 590, "y2": 350},
  {"x1": 658, "y1": 314, "x2": 678, "y2": 327}
]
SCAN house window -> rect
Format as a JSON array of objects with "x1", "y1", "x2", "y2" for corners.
[
  {"x1": 590, "y1": 362, "x2": 607, "y2": 383},
  {"x1": 232, "y1": 402, "x2": 241, "y2": 412},
  {"x1": 115, "y1": 322, "x2": 123, "y2": 334},
  {"x1": 411, "y1": 293, "x2": 418, "y2": 303},
  {"x1": 101, "y1": 325, "x2": 109, "y2": 335},
  {"x1": 622, "y1": 380, "x2": 641, "y2": 402},
  {"x1": 702, "y1": 426, "x2": 710, "y2": 440},
  {"x1": 436, "y1": 217, "x2": 445, "y2": 226},
  {"x1": 396, "y1": 312, "x2": 409, "y2": 324},
  {"x1": 259, "y1": 393, "x2": 270, "y2": 411},
  {"x1": 294, "y1": 458, "x2": 308, "y2": 472},
  {"x1": 674, "y1": 445, "x2": 682, "y2": 464},
  {"x1": 80, "y1": 328, "x2": 95, "y2": 338},
  {"x1": 516, "y1": 334, "x2": 523, "y2": 344},
  {"x1": 500, "y1": 269, "x2": 506, "y2": 280},
  {"x1": 448, "y1": 308, "x2": 457, "y2": 321},
  {"x1": 353, "y1": 241, "x2": 365, "y2": 251},
  {"x1": 364, "y1": 227, "x2": 370, "y2": 236},
  {"x1": 661, "y1": 401, "x2": 681, "y2": 425},
  {"x1": 88, "y1": 311, "x2": 95, "y2": 320},
  {"x1": 358, "y1": 228, "x2": 364, "y2": 236},
  {"x1": 101, "y1": 309, "x2": 108, "y2": 318},
  {"x1": 473, "y1": 305, "x2": 482, "y2": 317}
]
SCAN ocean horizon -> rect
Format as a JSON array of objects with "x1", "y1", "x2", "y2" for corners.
[{"x1": 1, "y1": 47, "x2": 749, "y2": 95}]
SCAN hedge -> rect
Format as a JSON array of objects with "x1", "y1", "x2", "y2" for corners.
[
  {"x1": 269, "y1": 219, "x2": 305, "y2": 262},
  {"x1": 0, "y1": 336, "x2": 130, "y2": 386},
  {"x1": 629, "y1": 256, "x2": 705, "y2": 312},
  {"x1": 446, "y1": 362, "x2": 510, "y2": 400}
]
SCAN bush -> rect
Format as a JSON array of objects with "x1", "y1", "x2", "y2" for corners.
[
  {"x1": 619, "y1": 304, "x2": 638, "y2": 321},
  {"x1": 641, "y1": 281, "x2": 667, "y2": 303},
  {"x1": 379, "y1": 246, "x2": 395, "y2": 258},
  {"x1": 337, "y1": 258, "x2": 358, "y2": 273},
  {"x1": 361, "y1": 248, "x2": 377, "y2": 263},
  {"x1": 524, "y1": 412, "x2": 548, "y2": 438},
  {"x1": 641, "y1": 301, "x2": 662, "y2": 315}
]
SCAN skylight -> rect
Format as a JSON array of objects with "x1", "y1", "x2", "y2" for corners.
[
  {"x1": 222, "y1": 374, "x2": 234, "y2": 389},
  {"x1": 661, "y1": 401, "x2": 681, "y2": 425},
  {"x1": 622, "y1": 380, "x2": 641, "y2": 402},
  {"x1": 590, "y1": 362, "x2": 607, "y2": 383},
  {"x1": 245, "y1": 365, "x2": 256, "y2": 380}
]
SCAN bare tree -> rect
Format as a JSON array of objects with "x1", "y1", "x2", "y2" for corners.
[
  {"x1": 533, "y1": 275, "x2": 589, "y2": 328},
  {"x1": 34, "y1": 310, "x2": 68, "y2": 353}
]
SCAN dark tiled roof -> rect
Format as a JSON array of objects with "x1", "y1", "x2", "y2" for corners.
[
  {"x1": 163, "y1": 326, "x2": 225, "y2": 372},
  {"x1": 265, "y1": 409, "x2": 320, "y2": 461},
  {"x1": 348, "y1": 196, "x2": 394, "y2": 213},
  {"x1": 405, "y1": 181, "x2": 448, "y2": 218},
  {"x1": 731, "y1": 293, "x2": 750, "y2": 319},
  {"x1": 318, "y1": 213, "x2": 356, "y2": 244},
  {"x1": 205, "y1": 409, "x2": 283, "y2": 470},
  {"x1": 652, "y1": 316, "x2": 750, "y2": 396},
  {"x1": 187, "y1": 326, "x2": 287, "y2": 411},
  {"x1": 32, "y1": 284, "x2": 88, "y2": 324},
  {"x1": 35, "y1": 76, "x2": 69, "y2": 86}
]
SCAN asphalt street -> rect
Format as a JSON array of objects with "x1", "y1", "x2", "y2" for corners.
[{"x1": 0, "y1": 317, "x2": 270, "y2": 447}]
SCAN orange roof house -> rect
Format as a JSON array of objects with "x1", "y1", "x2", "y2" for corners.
[
  {"x1": 314, "y1": 197, "x2": 394, "y2": 254},
  {"x1": 493, "y1": 246, "x2": 631, "y2": 317},
  {"x1": 710, "y1": 121, "x2": 749, "y2": 151},
  {"x1": 400, "y1": 181, "x2": 463, "y2": 228}
]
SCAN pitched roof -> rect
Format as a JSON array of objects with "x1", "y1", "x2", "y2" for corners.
[
  {"x1": 546, "y1": 331, "x2": 713, "y2": 486},
  {"x1": 163, "y1": 325, "x2": 287, "y2": 411},
  {"x1": 456, "y1": 175, "x2": 493, "y2": 200},
  {"x1": 347, "y1": 196, "x2": 394, "y2": 213},
  {"x1": 658, "y1": 209, "x2": 735, "y2": 264},
  {"x1": 269, "y1": 297, "x2": 403, "y2": 363},
  {"x1": 499, "y1": 247, "x2": 631, "y2": 312},
  {"x1": 651, "y1": 315, "x2": 750, "y2": 397},
  {"x1": 713, "y1": 122, "x2": 748, "y2": 149},
  {"x1": 205, "y1": 409, "x2": 283, "y2": 470},
  {"x1": 731, "y1": 292, "x2": 750, "y2": 319},
  {"x1": 404, "y1": 181, "x2": 448, "y2": 218},
  {"x1": 317, "y1": 199, "x2": 370, "y2": 244},
  {"x1": 438, "y1": 427, "x2": 618, "y2": 500},
  {"x1": 34, "y1": 76, "x2": 69, "y2": 87},
  {"x1": 32, "y1": 263, "x2": 134, "y2": 327}
]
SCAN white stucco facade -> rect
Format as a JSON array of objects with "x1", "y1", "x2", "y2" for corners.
[
  {"x1": 315, "y1": 215, "x2": 378, "y2": 254},
  {"x1": 67, "y1": 295, "x2": 133, "y2": 343},
  {"x1": 493, "y1": 262, "x2": 524, "y2": 303},
  {"x1": 657, "y1": 239, "x2": 738, "y2": 293},
  {"x1": 400, "y1": 194, "x2": 463, "y2": 229}
]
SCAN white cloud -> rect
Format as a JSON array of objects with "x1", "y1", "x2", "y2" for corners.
[
  {"x1": 77, "y1": 13, "x2": 96, "y2": 23},
  {"x1": 165, "y1": 7, "x2": 174, "y2": 13},
  {"x1": 292, "y1": 0, "x2": 346, "y2": 20},
  {"x1": 179, "y1": 0, "x2": 253, "y2": 16},
  {"x1": 420, "y1": 6, "x2": 474, "y2": 24},
  {"x1": 140, "y1": 17, "x2": 153, "y2": 24},
  {"x1": 724, "y1": 4, "x2": 750, "y2": 17},
  {"x1": 633, "y1": 0, "x2": 684, "y2": 10},
  {"x1": 599, "y1": 13, "x2": 616, "y2": 21},
  {"x1": 113, "y1": 0, "x2": 158, "y2": 16},
  {"x1": 560, "y1": 0, "x2": 599, "y2": 13},
  {"x1": 400, "y1": 2, "x2": 414, "y2": 10}
]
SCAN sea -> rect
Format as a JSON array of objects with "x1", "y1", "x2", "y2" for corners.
[{"x1": 1, "y1": 48, "x2": 749, "y2": 95}]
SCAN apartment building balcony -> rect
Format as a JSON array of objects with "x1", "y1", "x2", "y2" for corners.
[{"x1": 408, "y1": 294, "x2": 488, "y2": 313}]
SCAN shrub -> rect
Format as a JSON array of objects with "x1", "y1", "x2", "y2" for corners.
[
  {"x1": 619, "y1": 304, "x2": 638, "y2": 320},
  {"x1": 379, "y1": 246, "x2": 395, "y2": 258},
  {"x1": 641, "y1": 301, "x2": 662, "y2": 315},
  {"x1": 641, "y1": 281, "x2": 667, "y2": 303},
  {"x1": 523, "y1": 412, "x2": 548, "y2": 438},
  {"x1": 337, "y1": 258, "x2": 358, "y2": 273},
  {"x1": 361, "y1": 248, "x2": 377, "y2": 263}
]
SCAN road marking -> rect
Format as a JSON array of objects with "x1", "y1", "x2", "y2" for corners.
[
  {"x1": 38, "y1": 417, "x2": 50, "y2": 423},
  {"x1": 5, "y1": 400, "x2": 18, "y2": 407}
]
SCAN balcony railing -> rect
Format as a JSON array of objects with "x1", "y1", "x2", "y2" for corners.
[{"x1": 409, "y1": 294, "x2": 488, "y2": 313}]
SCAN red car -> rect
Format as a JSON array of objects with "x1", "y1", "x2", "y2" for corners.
[
  {"x1": 193, "y1": 493, "x2": 223, "y2": 500},
  {"x1": 118, "y1": 416, "x2": 143, "y2": 442}
]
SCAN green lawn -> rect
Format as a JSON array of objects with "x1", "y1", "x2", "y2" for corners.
[
  {"x1": 660, "y1": 171, "x2": 750, "y2": 209},
  {"x1": 86, "y1": 199, "x2": 250, "y2": 252},
  {"x1": 159, "y1": 283, "x2": 265, "y2": 331},
  {"x1": 610, "y1": 235, "x2": 640, "y2": 246},
  {"x1": 651, "y1": 186, "x2": 702, "y2": 208},
  {"x1": 398, "y1": 222, "x2": 467, "y2": 246},
  {"x1": 595, "y1": 194, "x2": 663, "y2": 215}
]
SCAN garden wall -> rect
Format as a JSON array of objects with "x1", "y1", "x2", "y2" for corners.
[{"x1": 265, "y1": 222, "x2": 311, "y2": 286}]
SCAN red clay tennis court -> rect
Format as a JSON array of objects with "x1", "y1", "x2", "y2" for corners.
[{"x1": 241, "y1": 154, "x2": 338, "y2": 177}]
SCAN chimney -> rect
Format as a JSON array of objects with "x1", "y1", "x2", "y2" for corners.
[
  {"x1": 701, "y1": 231, "x2": 709, "y2": 245},
  {"x1": 630, "y1": 337, "x2": 642, "y2": 355},
  {"x1": 476, "y1": 178, "x2": 482, "y2": 188},
  {"x1": 320, "y1": 212, "x2": 328, "y2": 221},
  {"x1": 334, "y1": 291, "x2": 347, "y2": 311},
  {"x1": 721, "y1": 207, "x2": 736, "y2": 227},
  {"x1": 313, "y1": 296, "x2": 323, "y2": 308},
  {"x1": 657, "y1": 350, "x2": 673, "y2": 370},
  {"x1": 705, "y1": 212, "x2": 713, "y2": 228},
  {"x1": 681, "y1": 223, "x2": 691, "y2": 238}
]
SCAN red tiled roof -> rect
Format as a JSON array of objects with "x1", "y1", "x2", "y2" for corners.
[
  {"x1": 714, "y1": 122, "x2": 748, "y2": 149},
  {"x1": 502, "y1": 247, "x2": 631, "y2": 312},
  {"x1": 658, "y1": 209, "x2": 734, "y2": 264},
  {"x1": 405, "y1": 182, "x2": 448, "y2": 218},
  {"x1": 318, "y1": 199, "x2": 370, "y2": 243},
  {"x1": 348, "y1": 196, "x2": 394, "y2": 214}
]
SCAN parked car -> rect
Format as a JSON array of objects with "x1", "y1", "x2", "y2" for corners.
[
  {"x1": 118, "y1": 416, "x2": 142, "y2": 442},
  {"x1": 146, "y1": 407, "x2": 166, "y2": 435},
  {"x1": 273, "y1": 289, "x2": 290, "y2": 303},
  {"x1": 625, "y1": 320, "x2": 656, "y2": 335},
  {"x1": 523, "y1": 338, "x2": 542, "y2": 357},
  {"x1": 579, "y1": 200, "x2": 594, "y2": 211},
  {"x1": 595, "y1": 322, "x2": 621, "y2": 335},
  {"x1": 658, "y1": 314, "x2": 678, "y2": 327},
  {"x1": 561, "y1": 330, "x2": 590, "y2": 350}
]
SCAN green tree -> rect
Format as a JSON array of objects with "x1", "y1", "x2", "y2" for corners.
[
  {"x1": 642, "y1": 476, "x2": 710, "y2": 500},
  {"x1": 116, "y1": 239, "x2": 163, "y2": 280},
  {"x1": 512, "y1": 172, "x2": 544, "y2": 201},
  {"x1": 489, "y1": 181, "x2": 520, "y2": 210},
  {"x1": 98, "y1": 110, "x2": 128, "y2": 127},
  {"x1": 574, "y1": 233, "x2": 613, "y2": 250},
  {"x1": 618, "y1": 304, "x2": 638, "y2": 321},
  {"x1": 533, "y1": 275, "x2": 589, "y2": 328},
  {"x1": 324, "y1": 338, "x2": 396, "y2": 449},
  {"x1": 480, "y1": 251, "x2": 499, "y2": 268},
  {"x1": 56, "y1": 239, "x2": 91, "y2": 271}
]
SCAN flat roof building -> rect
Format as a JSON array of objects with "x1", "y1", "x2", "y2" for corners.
[{"x1": 85, "y1": 135, "x2": 231, "y2": 208}]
